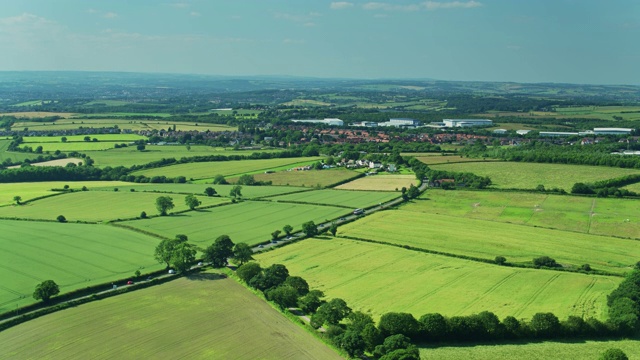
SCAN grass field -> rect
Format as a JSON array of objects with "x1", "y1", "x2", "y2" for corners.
[
  {"x1": 121, "y1": 201, "x2": 351, "y2": 246},
  {"x1": 0, "y1": 139, "x2": 39, "y2": 164},
  {"x1": 32, "y1": 142, "x2": 134, "y2": 152},
  {"x1": 0, "y1": 191, "x2": 228, "y2": 222},
  {"x1": 335, "y1": 175, "x2": 417, "y2": 191},
  {"x1": 248, "y1": 168, "x2": 361, "y2": 187},
  {"x1": 83, "y1": 145, "x2": 282, "y2": 167},
  {"x1": 22, "y1": 134, "x2": 146, "y2": 143},
  {"x1": 479, "y1": 105, "x2": 640, "y2": 121},
  {"x1": 429, "y1": 162, "x2": 640, "y2": 191},
  {"x1": 133, "y1": 157, "x2": 322, "y2": 181},
  {"x1": 1, "y1": 112, "x2": 74, "y2": 118},
  {"x1": 90, "y1": 183, "x2": 310, "y2": 199},
  {"x1": 416, "y1": 155, "x2": 502, "y2": 166},
  {"x1": 0, "y1": 219, "x2": 162, "y2": 312},
  {"x1": 12, "y1": 118, "x2": 236, "y2": 132},
  {"x1": 338, "y1": 207, "x2": 640, "y2": 274},
  {"x1": 268, "y1": 189, "x2": 399, "y2": 208},
  {"x1": 6, "y1": 158, "x2": 84, "y2": 169},
  {"x1": 256, "y1": 238, "x2": 618, "y2": 320},
  {"x1": 0, "y1": 273, "x2": 342, "y2": 360},
  {"x1": 411, "y1": 190, "x2": 640, "y2": 239},
  {"x1": 0, "y1": 181, "x2": 137, "y2": 206}
]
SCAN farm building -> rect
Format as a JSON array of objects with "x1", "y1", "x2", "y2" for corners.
[
  {"x1": 443, "y1": 119, "x2": 493, "y2": 127},
  {"x1": 291, "y1": 118, "x2": 344, "y2": 126}
]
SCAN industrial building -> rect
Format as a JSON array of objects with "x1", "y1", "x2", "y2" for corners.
[
  {"x1": 377, "y1": 118, "x2": 421, "y2": 128},
  {"x1": 291, "y1": 118, "x2": 344, "y2": 126},
  {"x1": 351, "y1": 121, "x2": 378, "y2": 127},
  {"x1": 593, "y1": 128, "x2": 633, "y2": 135},
  {"x1": 539, "y1": 132, "x2": 579, "y2": 137},
  {"x1": 443, "y1": 119, "x2": 493, "y2": 127}
]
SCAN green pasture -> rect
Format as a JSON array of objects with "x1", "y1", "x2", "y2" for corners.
[
  {"x1": 84, "y1": 145, "x2": 281, "y2": 168},
  {"x1": 416, "y1": 155, "x2": 501, "y2": 165},
  {"x1": 121, "y1": 201, "x2": 350, "y2": 246},
  {"x1": 423, "y1": 339, "x2": 640, "y2": 360},
  {"x1": 0, "y1": 140, "x2": 38, "y2": 164},
  {"x1": 413, "y1": 190, "x2": 640, "y2": 239},
  {"x1": 256, "y1": 238, "x2": 618, "y2": 320},
  {"x1": 479, "y1": 105, "x2": 640, "y2": 121},
  {"x1": 90, "y1": 183, "x2": 310, "y2": 199},
  {"x1": 134, "y1": 157, "x2": 322, "y2": 180},
  {"x1": 22, "y1": 134, "x2": 146, "y2": 143},
  {"x1": 339, "y1": 208, "x2": 640, "y2": 274},
  {"x1": 32, "y1": 142, "x2": 127, "y2": 152},
  {"x1": 0, "y1": 181, "x2": 136, "y2": 206},
  {"x1": 248, "y1": 168, "x2": 360, "y2": 188},
  {"x1": 268, "y1": 189, "x2": 398, "y2": 208},
  {"x1": 0, "y1": 273, "x2": 341, "y2": 360},
  {"x1": 0, "y1": 219, "x2": 162, "y2": 312},
  {"x1": 12, "y1": 119, "x2": 235, "y2": 132},
  {"x1": 429, "y1": 162, "x2": 640, "y2": 191},
  {"x1": 73, "y1": 112, "x2": 173, "y2": 118},
  {"x1": 335, "y1": 174, "x2": 417, "y2": 191},
  {"x1": 0, "y1": 191, "x2": 227, "y2": 222},
  {"x1": 10, "y1": 100, "x2": 45, "y2": 107}
]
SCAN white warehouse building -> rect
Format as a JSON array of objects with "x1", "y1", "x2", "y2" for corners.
[
  {"x1": 291, "y1": 118, "x2": 344, "y2": 126},
  {"x1": 593, "y1": 128, "x2": 634, "y2": 135},
  {"x1": 443, "y1": 119, "x2": 493, "y2": 127},
  {"x1": 377, "y1": 118, "x2": 421, "y2": 128}
]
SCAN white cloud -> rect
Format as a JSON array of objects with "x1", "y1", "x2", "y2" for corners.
[
  {"x1": 103, "y1": 12, "x2": 118, "y2": 19},
  {"x1": 283, "y1": 38, "x2": 306, "y2": 45},
  {"x1": 170, "y1": 2, "x2": 189, "y2": 8},
  {"x1": 362, "y1": 1, "x2": 481, "y2": 11},
  {"x1": 274, "y1": 12, "x2": 321, "y2": 25},
  {"x1": 424, "y1": 1, "x2": 482, "y2": 10},
  {"x1": 330, "y1": 2, "x2": 354, "y2": 10},
  {"x1": 190, "y1": 11, "x2": 201, "y2": 17},
  {"x1": 362, "y1": 2, "x2": 420, "y2": 11},
  {"x1": 87, "y1": 9, "x2": 98, "y2": 14},
  {"x1": 304, "y1": 22, "x2": 316, "y2": 27}
]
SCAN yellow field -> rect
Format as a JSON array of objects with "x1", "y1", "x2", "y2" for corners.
[
  {"x1": 7, "y1": 158, "x2": 84, "y2": 169},
  {"x1": 335, "y1": 174, "x2": 417, "y2": 191}
]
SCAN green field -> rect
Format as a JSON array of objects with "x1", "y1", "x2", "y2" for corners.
[
  {"x1": 423, "y1": 339, "x2": 640, "y2": 360},
  {"x1": 90, "y1": 183, "x2": 310, "y2": 199},
  {"x1": 335, "y1": 175, "x2": 417, "y2": 191},
  {"x1": 83, "y1": 145, "x2": 282, "y2": 167},
  {"x1": 0, "y1": 273, "x2": 342, "y2": 359},
  {"x1": 0, "y1": 139, "x2": 39, "y2": 164},
  {"x1": 0, "y1": 191, "x2": 228, "y2": 222},
  {"x1": 479, "y1": 105, "x2": 640, "y2": 121},
  {"x1": 411, "y1": 190, "x2": 640, "y2": 239},
  {"x1": 0, "y1": 181, "x2": 137, "y2": 206},
  {"x1": 249, "y1": 168, "x2": 360, "y2": 187},
  {"x1": 338, "y1": 206, "x2": 640, "y2": 274},
  {"x1": 256, "y1": 238, "x2": 618, "y2": 320},
  {"x1": 0, "y1": 219, "x2": 162, "y2": 312},
  {"x1": 429, "y1": 162, "x2": 640, "y2": 191},
  {"x1": 121, "y1": 201, "x2": 351, "y2": 246},
  {"x1": 133, "y1": 157, "x2": 322, "y2": 180},
  {"x1": 416, "y1": 155, "x2": 502, "y2": 165},
  {"x1": 12, "y1": 118, "x2": 236, "y2": 132},
  {"x1": 268, "y1": 189, "x2": 399, "y2": 208},
  {"x1": 22, "y1": 134, "x2": 146, "y2": 143}
]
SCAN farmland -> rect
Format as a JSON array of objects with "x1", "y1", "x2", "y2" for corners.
[
  {"x1": 409, "y1": 189, "x2": 640, "y2": 239},
  {"x1": 255, "y1": 238, "x2": 619, "y2": 320},
  {"x1": 133, "y1": 157, "x2": 322, "y2": 180},
  {"x1": 335, "y1": 174, "x2": 418, "y2": 191},
  {"x1": 339, "y1": 209, "x2": 640, "y2": 274},
  {"x1": 248, "y1": 168, "x2": 360, "y2": 187},
  {"x1": 268, "y1": 189, "x2": 399, "y2": 208},
  {"x1": 0, "y1": 273, "x2": 342, "y2": 360},
  {"x1": 429, "y1": 162, "x2": 640, "y2": 191},
  {"x1": 415, "y1": 155, "x2": 502, "y2": 166},
  {"x1": 121, "y1": 200, "x2": 350, "y2": 246},
  {"x1": 90, "y1": 183, "x2": 310, "y2": 199},
  {"x1": 0, "y1": 139, "x2": 39, "y2": 164},
  {"x1": 0, "y1": 181, "x2": 137, "y2": 205},
  {"x1": 0, "y1": 191, "x2": 228, "y2": 222},
  {"x1": 0, "y1": 219, "x2": 162, "y2": 313},
  {"x1": 22, "y1": 134, "x2": 146, "y2": 143},
  {"x1": 12, "y1": 118, "x2": 235, "y2": 132},
  {"x1": 423, "y1": 339, "x2": 640, "y2": 360},
  {"x1": 479, "y1": 105, "x2": 640, "y2": 121}
]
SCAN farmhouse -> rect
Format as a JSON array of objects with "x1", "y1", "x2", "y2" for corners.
[{"x1": 443, "y1": 119, "x2": 493, "y2": 128}]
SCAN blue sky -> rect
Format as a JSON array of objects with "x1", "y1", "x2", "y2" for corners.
[{"x1": 0, "y1": 0, "x2": 638, "y2": 84}]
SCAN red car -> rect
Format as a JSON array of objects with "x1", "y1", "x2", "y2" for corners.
[{"x1": 127, "y1": 280, "x2": 133, "y2": 285}]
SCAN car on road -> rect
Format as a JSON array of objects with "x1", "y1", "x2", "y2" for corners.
[
  {"x1": 286, "y1": 236, "x2": 293, "y2": 240},
  {"x1": 258, "y1": 244, "x2": 264, "y2": 248},
  {"x1": 127, "y1": 280, "x2": 133, "y2": 285},
  {"x1": 340, "y1": 217, "x2": 346, "y2": 221},
  {"x1": 353, "y1": 208, "x2": 364, "y2": 215}
]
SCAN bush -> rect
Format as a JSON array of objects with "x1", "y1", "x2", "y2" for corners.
[
  {"x1": 140, "y1": 211, "x2": 147, "y2": 219},
  {"x1": 533, "y1": 256, "x2": 557, "y2": 268},
  {"x1": 56, "y1": 215, "x2": 66, "y2": 223},
  {"x1": 494, "y1": 256, "x2": 507, "y2": 265},
  {"x1": 599, "y1": 348, "x2": 629, "y2": 360}
]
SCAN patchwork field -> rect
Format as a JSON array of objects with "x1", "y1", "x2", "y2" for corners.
[
  {"x1": 0, "y1": 219, "x2": 162, "y2": 312},
  {"x1": 268, "y1": 189, "x2": 399, "y2": 208},
  {"x1": 416, "y1": 155, "x2": 502, "y2": 166},
  {"x1": 429, "y1": 162, "x2": 640, "y2": 191},
  {"x1": 479, "y1": 105, "x2": 640, "y2": 121},
  {"x1": 0, "y1": 181, "x2": 137, "y2": 206},
  {"x1": 121, "y1": 201, "x2": 351, "y2": 246},
  {"x1": 7, "y1": 158, "x2": 84, "y2": 169},
  {"x1": 413, "y1": 190, "x2": 640, "y2": 239},
  {"x1": 335, "y1": 174, "x2": 417, "y2": 191},
  {"x1": 1, "y1": 111, "x2": 75, "y2": 118},
  {"x1": 133, "y1": 157, "x2": 322, "y2": 180},
  {"x1": 338, "y1": 209, "x2": 640, "y2": 274},
  {"x1": 0, "y1": 191, "x2": 228, "y2": 222},
  {"x1": 12, "y1": 118, "x2": 235, "y2": 132},
  {"x1": 256, "y1": 238, "x2": 618, "y2": 320},
  {"x1": 90, "y1": 183, "x2": 310, "y2": 199},
  {"x1": 249, "y1": 168, "x2": 360, "y2": 187},
  {"x1": 22, "y1": 134, "x2": 146, "y2": 143},
  {"x1": 423, "y1": 339, "x2": 640, "y2": 360},
  {"x1": 0, "y1": 273, "x2": 342, "y2": 360},
  {"x1": 0, "y1": 139, "x2": 39, "y2": 164}
]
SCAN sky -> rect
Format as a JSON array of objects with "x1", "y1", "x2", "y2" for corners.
[{"x1": 0, "y1": 0, "x2": 638, "y2": 85}]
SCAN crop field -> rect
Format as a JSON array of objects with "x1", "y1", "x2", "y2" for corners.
[
  {"x1": 22, "y1": 134, "x2": 146, "y2": 143},
  {"x1": 249, "y1": 168, "x2": 360, "y2": 187},
  {"x1": 0, "y1": 112, "x2": 74, "y2": 118},
  {"x1": 256, "y1": 238, "x2": 618, "y2": 320},
  {"x1": 0, "y1": 139, "x2": 39, "y2": 164},
  {"x1": 422, "y1": 339, "x2": 640, "y2": 360},
  {"x1": 338, "y1": 209, "x2": 640, "y2": 274},
  {"x1": 84, "y1": 145, "x2": 282, "y2": 167},
  {"x1": 335, "y1": 174, "x2": 417, "y2": 191},
  {"x1": 0, "y1": 191, "x2": 228, "y2": 222},
  {"x1": 268, "y1": 189, "x2": 399, "y2": 208},
  {"x1": 6, "y1": 158, "x2": 84, "y2": 169},
  {"x1": 0, "y1": 273, "x2": 341, "y2": 360},
  {"x1": 122, "y1": 201, "x2": 350, "y2": 246},
  {"x1": 411, "y1": 190, "x2": 640, "y2": 239},
  {"x1": 0, "y1": 219, "x2": 162, "y2": 312},
  {"x1": 0, "y1": 181, "x2": 136, "y2": 206},
  {"x1": 12, "y1": 118, "x2": 235, "y2": 132},
  {"x1": 416, "y1": 155, "x2": 502, "y2": 165},
  {"x1": 478, "y1": 105, "x2": 640, "y2": 121},
  {"x1": 429, "y1": 162, "x2": 640, "y2": 191},
  {"x1": 133, "y1": 157, "x2": 322, "y2": 180},
  {"x1": 90, "y1": 183, "x2": 310, "y2": 199}
]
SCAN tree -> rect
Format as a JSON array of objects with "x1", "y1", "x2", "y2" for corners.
[
  {"x1": 250, "y1": 264, "x2": 289, "y2": 291},
  {"x1": 204, "y1": 187, "x2": 217, "y2": 197},
  {"x1": 56, "y1": 215, "x2": 66, "y2": 223},
  {"x1": 33, "y1": 280, "x2": 60, "y2": 302},
  {"x1": 533, "y1": 256, "x2": 557, "y2": 268},
  {"x1": 316, "y1": 298, "x2": 351, "y2": 325},
  {"x1": 84, "y1": 136, "x2": 91, "y2": 142},
  {"x1": 298, "y1": 289, "x2": 325, "y2": 313},
  {"x1": 284, "y1": 276, "x2": 309, "y2": 296},
  {"x1": 212, "y1": 174, "x2": 228, "y2": 184},
  {"x1": 155, "y1": 196, "x2": 175, "y2": 216},
  {"x1": 136, "y1": 144, "x2": 146, "y2": 151},
  {"x1": 494, "y1": 256, "x2": 507, "y2": 265},
  {"x1": 335, "y1": 330, "x2": 366, "y2": 358},
  {"x1": 154, "y1": 235, "x2": 188, "y2": 268},
  {"x1": 13, "y1": 195, "x2": 21, "y2": 205},
  {"x1": 406, "y1": 184, "x2": 420, "y2": 199},
  {"x1": 204, "y1": 235, "x2": 235, "y2": 268},
  {"x1": 61, "y1": 137, "x2": 67, "y2": 143},
  {"x1": 236, "y1": 262, "x2": 262, "y2": 283},
  {"x1": 140, "y1": 211, "x2": 147, "y2": 219},
  {"x1": 283, "y1": 224, "x2": 293, "y2": 235},
  {"x1": 233, "y1": 242, "x2": 254, "y2": 265},
  {"x1": 529, "y1": 312, "x2": 561, "y2": 338},
  {"x1": 271, "y1": 230, "x2": 282, "y2": 240},
  {"x1": 265, "y1": 285, "x2": 299, "y2": 309},
  {"x1": 378, "y1": 312, "x2": 421, "y2": 339},
  {"x1": 374, "y1": 334, "x2": 416, "y2": 358},
  {"x1": 185, "y1": 194, "x2": 201, "y2": 210},
  {"x1": 236, "y1": 174, "x2": 256, "y2": 185},
  {"x1": 170, "y1": 241, "x2": 197, "y2": 273},
  {"x1": 599, "y1": 348, "x2": 629, "y2": 360},
  {"x1": 419, "y1": 313, "x2": 448, "y2": 341},
  {"x1": 229, "y1": 185, "x2": 242, "y2": 198},
  {"x1": 302, "y1": 221, "x2": 318, "y2": 237},
  {"x1": 329, "y1": 223, "x2": 338, "y2": 236}
]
